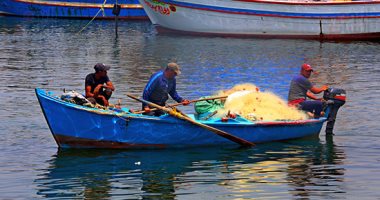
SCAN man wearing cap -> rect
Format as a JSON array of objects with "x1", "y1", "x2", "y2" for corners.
[
  {"x1": 142, "y1": 62, "x2": 190, "y2": 116},
  {"x1": 288, "y1": 63, "x2": 328, "y2": 118},
  {"x1": 85, "y1": 63, "x2": 115, "y2": 107}
]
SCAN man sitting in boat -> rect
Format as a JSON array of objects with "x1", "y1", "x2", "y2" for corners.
[
  {"x1": 288, "y1": 63, "x2": 328, "y2": 118},
  {"x1": 142, "y1": 62, "x2": 190, "y2": 116},
  {"x1": 85, "y1": 63, "x2": 115, "y2": 107}
]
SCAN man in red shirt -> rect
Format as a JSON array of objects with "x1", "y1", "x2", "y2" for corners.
[{"x1": 288, "y1": 63, "x2": 328, "y2": 118}]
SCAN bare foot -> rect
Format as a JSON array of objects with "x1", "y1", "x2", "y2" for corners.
[{"x1": 306, "y1": 112, "x2": 314, "y2": 118}]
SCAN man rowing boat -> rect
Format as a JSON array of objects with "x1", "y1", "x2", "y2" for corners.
[{"x1": 142, "y1": 62, "x2": 190, "y2": 116}]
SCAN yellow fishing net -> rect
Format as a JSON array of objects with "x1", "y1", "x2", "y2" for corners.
[{"x1": 215, "y1": 83, "x2": 308, "y2": 121}]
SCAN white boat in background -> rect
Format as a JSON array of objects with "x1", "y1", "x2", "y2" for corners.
[{"x1": 139, "y1": 0, "x2": 380, "y2": 39}]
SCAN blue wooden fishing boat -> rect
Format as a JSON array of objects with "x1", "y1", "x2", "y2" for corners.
[
  {"x1": 0, "y1": 0, "x2": 147, "y2": 19},
  {"x1": 35, "y1": 88, "x2": 343, "y2": 149}
]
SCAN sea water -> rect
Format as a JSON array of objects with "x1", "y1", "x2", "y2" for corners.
[{"x1": 1, "y1": 17, "x2": 380, "y2": 199}]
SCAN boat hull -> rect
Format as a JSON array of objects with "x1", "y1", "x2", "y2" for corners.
[
  {"x1": 36, "y1": 88, "x2": 325, "y2": 149},
  {"x1": 139, "y1": 0, "x2": 380, "y2": 39},
  {"x1": 0, "y1": 0, "x2": 147, "y2": 19}
]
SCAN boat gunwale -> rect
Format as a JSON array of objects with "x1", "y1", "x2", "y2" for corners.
[
  {"x1": 234, "y1": 0, "x2": 380, "y2": 5},
  {"x1": 13, "y1": 0, "x2": 144, "y2": 9},
  {"x1": 158, "y1": 0, "x2": 380, "y2": 6},
  {"x1": 35, "y1": 88, "x2": 161, "y2": 120}
]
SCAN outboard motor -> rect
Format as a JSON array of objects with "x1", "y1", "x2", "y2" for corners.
[{"x1": 323, "y1": 88, "x2": 346, "y2": 135}]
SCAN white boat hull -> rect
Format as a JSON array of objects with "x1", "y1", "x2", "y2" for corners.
[{"x1": 139, "y1": 0, "x2": 380, "y2": 39}]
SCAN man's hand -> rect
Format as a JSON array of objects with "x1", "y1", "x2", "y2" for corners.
[
  {"x1": 144, "y1": 107, "x2": 151, "y2": 113},
  {"x1": 321, "y1": 85, "x2": 329, "y2": 91},
  {"x1": 93, "y1": 84, "x2": 103, "y2": 96},
  {"x1": 181, "y1": 99, "x2": 190, "y2": 106}
]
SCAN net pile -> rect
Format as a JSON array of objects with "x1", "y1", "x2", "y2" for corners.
[{"x1": 215, "y1": 83, "x2": 308, "y2": 121}]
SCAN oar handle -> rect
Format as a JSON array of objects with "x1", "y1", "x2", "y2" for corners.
[
  {"x1": 170, "y1": 95, "x2": 228, "y2": 107},
  {"x1": 133, "y1": 108, "x2": 158, "y2": 114},
  {"x1": 132, "y1": 95, "x2": 228, "y2": 114},
  {"x1": 127, "y1": 94, "x2": 170, "y2": 112}
]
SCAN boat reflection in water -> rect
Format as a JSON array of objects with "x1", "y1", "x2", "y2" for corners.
[{"x1": 34, "y1": 137, "x2": 345, "y2": 199}]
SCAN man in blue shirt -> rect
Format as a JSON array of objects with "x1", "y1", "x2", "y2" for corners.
[
  {"x1": 288, "y1": 63, "x2": 328, "y2": 118},
  {"x1": 142, "y1": 62, "x2": 190, "y2": 116}
]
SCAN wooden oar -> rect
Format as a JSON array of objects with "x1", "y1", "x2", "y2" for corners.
[
  {"x1": 133, "y1": 95, "x2": 227, "y2": 114},
  {"x1": 127, "y1": 94, "x2": 254, "y2": 147}
]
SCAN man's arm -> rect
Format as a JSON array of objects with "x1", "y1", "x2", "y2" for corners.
[
  {"x1": 168, "y1": 80, "x2": 183, "y2": 103},
  {"x1": 85, "y1": 74, "x2": 104, "y2": 98},
  {"x1": 168, "y1": 81, "x2": 190, "y2": 105},
  {"x1": 307, "y1": 85, "x2": 328, "y2": 100},
  {"x1": 142, "y1": 78, "x2": 158, "y2": 108},
  {"x1": 85, "y1": 85, "x2": 93, "y2": 98},
  {"x1": 85, "y1": 84, "x2": 103, "y2": 98},
  {"x1": 310, "y1": 85, "x2": 328, "y2": 94},
  {"x1": 104, "y1": 81, "x2": 115, "y2": 91},
  {"x1": 306, "y1": 91, "x2": 320, "y2": 100}
]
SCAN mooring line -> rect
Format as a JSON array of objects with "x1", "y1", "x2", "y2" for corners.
[{"x1": 77, "y1": 0, "x2": 107, "y2": 34}]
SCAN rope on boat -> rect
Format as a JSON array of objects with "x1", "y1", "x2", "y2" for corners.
[
  {"x1": 77, "y1": 0, "x2": 107, "y2": 34},
  {"x1": 59, "y1": 91, "x2": 160, "y2": 124},
  {"x1": 168, "y1": 108, "x2": 183, "y2": 118}
]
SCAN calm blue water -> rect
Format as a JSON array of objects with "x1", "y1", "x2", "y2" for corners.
[{"x1": 1, "y1": 17, "x2": 380, "y2": 199}]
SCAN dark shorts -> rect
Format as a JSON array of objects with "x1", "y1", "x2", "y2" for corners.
[{"x1": 299, "y1": 100, "x2": 323, "y2": 118}]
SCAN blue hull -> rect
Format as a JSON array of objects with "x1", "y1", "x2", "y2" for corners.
[
  {"x1": 36, "y1": 88, "x2": 326, "y2": 149},
  {"x1": 0, "y1": 0, "x2": 147, "y2": 19}
]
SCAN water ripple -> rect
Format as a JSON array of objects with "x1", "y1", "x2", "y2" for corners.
[{"x1": 1, "y1": 17, "x2": 380, "y2": 199}]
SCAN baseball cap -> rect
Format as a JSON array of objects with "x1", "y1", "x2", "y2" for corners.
[
  {"x1": 167, "y1": 62, "x2": 181, "y2": 75},
  {"x1": 301, "y1": 63, "x2": 313, "y2": 71},
  {"x1": 94, "y1": 63, "x2": 111, "y2": 72}
]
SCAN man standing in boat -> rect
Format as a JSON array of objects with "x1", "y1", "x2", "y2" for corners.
[
  {"x1": 85, "y1": 63, "x2": 115, "y2": 107},
  {"x1": 288, "y1": 63, "x2": 328, "y2": 118},
  {"x1": 142, "y1": 62, "x2": 190, "y2": 116}
]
